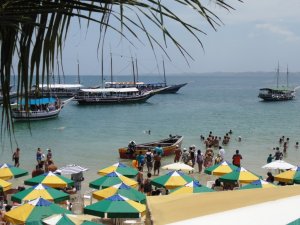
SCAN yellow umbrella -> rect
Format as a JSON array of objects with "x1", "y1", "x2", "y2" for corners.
[
  {"x1": 0, "y1": 178, "x2": 12, "y2": 192},
  {"x1": 98, "y1": 163, "x2": 138, "y2": 178},
  {"x1": 275, "y1": 167, "x2": 300, "y2": 183},
  {"x1": 0, "y1": 163, "x2": 28, "y2": 180},
  {"x1": 219, "y1": 167, "x2": 261, "y2": 184}
]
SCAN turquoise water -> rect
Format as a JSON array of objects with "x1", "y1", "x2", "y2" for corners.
[{"x1": 1, "y1": 73, "x2": 300, "y2": 188}]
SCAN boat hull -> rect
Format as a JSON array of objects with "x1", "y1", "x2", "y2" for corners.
[
  {"x1": 12, "y1": 108, "x2": 62, "y2": 121},
  {"x1": 156, "y1": 83, "x2": 187, "y2": 94},
  {"x1": 118, "y1": 135, "x2": 183, "y2": 159},
  {"x1": 74, "y1": 92, "x2": 153, "y2": 105}
]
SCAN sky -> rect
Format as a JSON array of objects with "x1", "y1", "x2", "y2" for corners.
[{"x1": 61, "y1": 0, "x2": 300, "y2": 75}]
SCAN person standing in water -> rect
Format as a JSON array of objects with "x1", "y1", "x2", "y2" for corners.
[{"x1": 12, "y1": 148, "x2": 20, "y2": 167}]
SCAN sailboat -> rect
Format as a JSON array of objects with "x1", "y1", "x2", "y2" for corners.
[{"x1": 258, "y1": 64, "x2": 295, "y2": 101}]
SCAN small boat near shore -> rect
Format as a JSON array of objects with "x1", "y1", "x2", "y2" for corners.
[
  {"x1": 118, "y1": 135, "x2": 183, "y2": 159},
  {"x1": 73, "y1": 87, "x2": 156, "y2": 104},
  {"x1": 11, "y1": 97, "x2": 70, "y2": 121}
]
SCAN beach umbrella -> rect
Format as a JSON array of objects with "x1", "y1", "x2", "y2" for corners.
[
  {"x1": 84, "y1": 194, "x2": 146, "y2": 218},
  {"x1": 262, "y1": 160, "x2": 295, "y2": 170},
  {"x1": 11, "y1": 184, "x2": 69, "y2": 203},
  {"x1": 89, "y1": 172, "x2": 137, "y2": 189},
  {"x1": 219, "y1": 167, "x2": 260, "y2": 184},
  {"x1": 151, "y1": 170, "x2": 194, "y2": 190},
  {"x1": 170, "y1": 181, "x2": 214, "y2": 195},
  {"x1": 24, "y1": 171, "x2": 74, "y2": 188},
  {"x1": 204, "y1": 161, "x2": 239, "y2": 176},
  {"x1": 239, "y1": 179, "x2": 277, "y2": 190},
  {"x1": 0, "y1": 163, "x2": 28, "y2": 180},
  {"x1": 287, "y1": 218, "x2": 300, "y2": 225},
  {"x1": 0, "y1": 178, "x2": 12, "y2": 192},
  {"x1": 92, "y1": 182, "x2": 146, "y2": 204},
  {"x1": 98, "y1": 162, "x2": 138, "y2": 178},
  {"x1": 56, "y1": 164, "x2": 88, "y2": 175},
  {"x1": 162, "y1": 162, "x2": 194, "y2": 173},
  {"x1": 42, "y1": 213, "x2": 101, "y2": 225},
  {"x1": 4, "y1": 197, "x2": 71, "y2": 225},
  {"x1": 274, "y1": 167, "x2": 300, "y2": 183}
]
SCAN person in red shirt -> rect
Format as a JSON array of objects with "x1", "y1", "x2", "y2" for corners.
[{"x1": 232, "y1": 149, "x2": 242, "y2": 167}]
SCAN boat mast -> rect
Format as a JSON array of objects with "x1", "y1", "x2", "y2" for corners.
[
  {"x1": 162, "y1": 59, "x2": 167, "y2": 85},
  {"x1": 287, "y1": 65, "x2": 289, "y2": 88},
  {"x1": 132, "y1": 57, "x2": 136, "y2": 84},
  {"x1": 77, "y1": 59, "x2": 81, "y2": 84},
  {"x1": 135, "y1": 58, "x2": 139, "y2": 82},
  {"x1": 276, "y1": 62, "x2": 279, "y2": 88},
  {"x1": 110, "y1": 52, "x2": 113, "y2": 83}
]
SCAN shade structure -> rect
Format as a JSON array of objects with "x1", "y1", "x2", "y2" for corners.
[
  {"x1": 11, "y1": 184, "x2": 69, "y2": 203},
  {"x1": 274, "y1": 167, "x2": 300, "y2": 183},
  {"x1": 0, "y1": 178, "x2": 12, "y2": 192},
  {"x1": 204, "y1": 161, "x2": 239, "y2": 176},
  {"x1": 0, "y1": 163, "x2": 28, "y2": 180},
  {"x1": 89, "y1": 172, "x2": 137, "y2": 189},
  {"x1": 219, "y1": 167, "x2": 260, "y2": 184},
  {"x1": 84, "y1": 194, "x2": 146, "y2": 218},
  {"x1": 24, "y1": 171, "x2": 74, "y2": 188},
  {"x1": 161, "y1": 162, "x2": 194, "y2": 173},
  {"x1": 287, "y1": 218, "x2": 300, "y2": 225},
  {"x1": 98, "y1": 162, "x2": 138, "y2": 178},
  {"x1": 239, "y1": 179, "x2": 277, "y2": 190},
  {"x1": 4, "y1": 197, "x2": 71, "y2": 225},
  {"x1": 151, "y1": 170, "x2": 194, "y2": 190},
  {"x1": 56, "y1": 164, "x2": 88, "y2": 175},
  {"x1": 42, "y1": 213, "x2": 101, "y2": 225},
  {"x1": 170, "y1": 181, "x2": 214, "y2": 195},
  {"x1": 262, "y1": 160, "x2": 295, "y2": 170},
  {"x1": 92, "y1": 182, "x2": 146, "y2": 204}
]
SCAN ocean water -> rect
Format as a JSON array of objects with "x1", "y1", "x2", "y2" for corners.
[{"x1": 1, "y1": 72, "x2": 300, "y2": 189}]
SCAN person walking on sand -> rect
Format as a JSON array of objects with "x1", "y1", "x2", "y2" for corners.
[
  {"x1": 196, "y1": 150, "x2": 203, "y2": 173},
  {"x1": 174, "y1": 145, "x2": 182, "y2": 163},
  {"x1": 145, "y1": 148, "x2": 153, "y2": 173},
  {"x1": 232, "y1": 150, "x2": 242, "y2": 167},
  {"x1": 12, "y1": 148, "x2": 20, "y2": 167},
  {"x1": 153, "y1": 152, "x2": 161, "y2": 176}
]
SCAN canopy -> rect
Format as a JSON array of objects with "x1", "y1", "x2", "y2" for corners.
[
  {"x1": 4, "y1": 198, "x2": 71, "y2": 225},
  {"x1": 98, "y1": 163, "x2": 138, "y2": 178},
  {"x1": 42, "y1": 213, "x2": 101, "y2": 225},
  {"x1": 19, "y1": 97, "x2": 56, "y2": 105},
  {"x1": 84, "y1": 194, "x2": 146, "y2": 218},
  {"x1": 11, "y1": 184, "x2": 69, "y2": 203},
  {"x1": 24, "y1": 171, "x2": 74, "y2": 188},
  {"x1": 170, "y1": 181, "x2": 214, "y2": 195},
  {"x1": 219, "y1": 167, "x2": 260, "y2": 184},
  {"x1": 0, "y1": 163, "x2": 28, "y2": 180},
  {"x1": 262, "y1": 160, "x2": 295, "y2": 170},
  {"x1": 151, "y1": 170, "x2": 194, "y2": 190},
  {"x1": 89, "y1": 172, "x2": 137, "y2": 189},
  {"x1": 0, "y1": 178, "x2": 12, "y2": 192},
  {"x1": 204, "y1": 161, "x2": 239, "y2": 176},
  {"x1": 162, "y1": 162, "x2": 194, "y2": 173},
  {"x1": 239, "y1": 179, "x2": 277, "y2": 190},
  {"x1": 274, "y1": 167, "x2": 300, "y2": 183},
  {"x1": 92, "y1": 182, "x2": 146, "y2": 204},
  {"x1": 56, "y1": 164, "x2": 88, "y2": 175}
]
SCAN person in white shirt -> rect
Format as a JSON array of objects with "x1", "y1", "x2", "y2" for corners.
[{"x1": 218, "y1": 146, "x2": 225, "y2": 162}]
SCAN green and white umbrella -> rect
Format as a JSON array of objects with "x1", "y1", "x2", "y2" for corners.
[
  {"x1": 0, "y1": 163, "x2": 28, "y2": 180},
  {"x1": 89, "y1": 172, "x2": 137, "y2": 189},
  {"x1": 98, "y1": 163, "x2": 138, "y2": 178},
  {"x1": 42, "y1": 213, "x2": 101, "y2": 225},
  {"x1": 11, "y1": 184, "x2": 69, "y2": 203},
  {"x1": 84, "y1": 194, "x2": 146, "y2": 218},
  {"x1": 170, "y1": 181, "x2": 215, "y2": 195},
  {"x1": 239, "y1": 179, "x2": 277, "y2": 190}
]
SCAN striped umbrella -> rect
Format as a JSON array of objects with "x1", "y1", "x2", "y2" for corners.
[
  {"x1": 98, "y1": 163, "x2": 138, "y2": 178},
  {"x1": 92, "y1": 182, "x2": 146, "y2": 204},
  {"x1": 11, "y1": 184, "x2": 69, "y2": 203},
  {"x1": 170, "y1": 181, "x2": 214, "y2": 195},
  {"x1": 56, "y1": 164, "x2": 88, "y2": 175},
  {"x1": 275, "y1": 167, "x2": 300, "y2": 183},
  {"x1": 219, "y1": 167, "x2": 261, "y2": 184},
  {"x1": 151, "y1": 170, "x2": 194, "y2": 190},
  {"x1": 204, "y1": 161, "x2": 239, "y2": 176},
  {"x1": 42, "y1": 213, "x2": 101, "y2": 225},
  {"x1": 4, "y1": 198, "x2": 71, "y2": 225},
  {"x1": 0, "y1": 163, "x2": 28, "y2": 180},
  {"x1": 24, "y1": 171, "x2": 74, "y2": 188},
  {"x1": 0, "y1": 178, "x2": 12, "y2": 192},
  {"x1": 84, "y1": 194, "x2": 146, "y2": 218},
  {"x1": 239, "y1": 179, "x2": 277, "y2": 190},
  {"x1": 89, "y1": 172, "x2": 137, "y2": 189}
]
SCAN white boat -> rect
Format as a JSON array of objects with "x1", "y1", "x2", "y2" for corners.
[
  {"x1": 11, "y1": 97, "x2": 68, "y2": 121},
  {"x1": 36, "y1": 84, "x2": 84, "y2": 98},
  {"x1": 74, "y1": 87, "x2": 155, "y2": 104}
]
